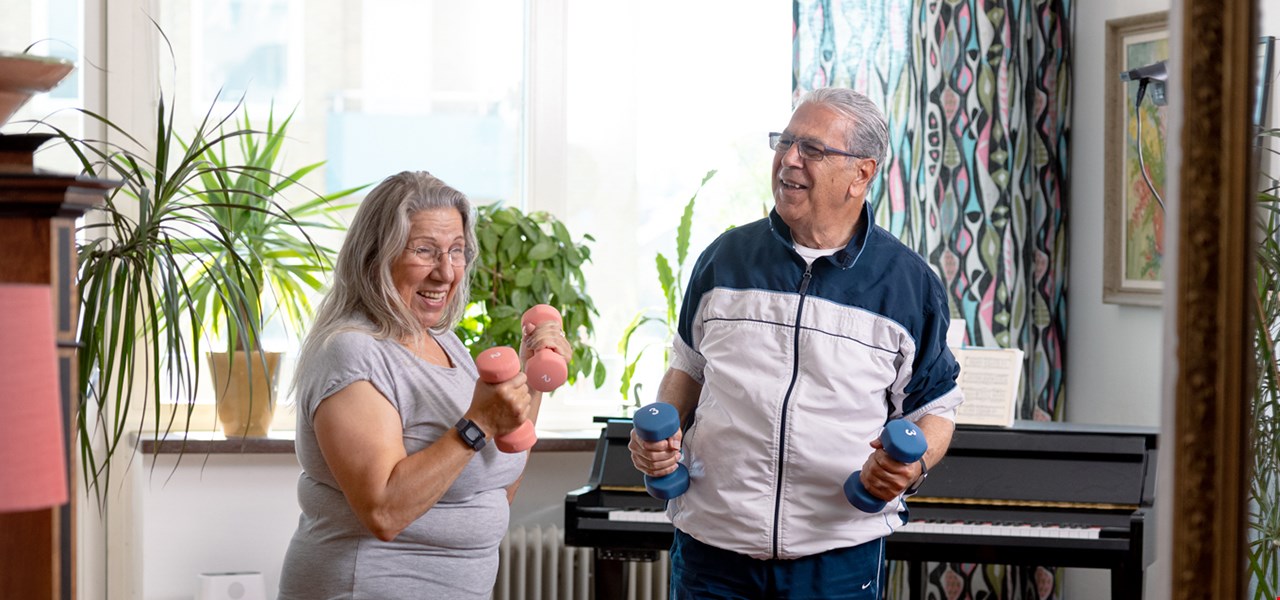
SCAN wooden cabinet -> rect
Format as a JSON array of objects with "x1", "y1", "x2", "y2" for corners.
[{"x1": 0, "y1": 133, "x2": 117, "y2": 600}]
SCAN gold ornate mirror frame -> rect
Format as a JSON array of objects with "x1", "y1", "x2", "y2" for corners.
[{"x1": 1171, "y1": 0, "x2": 1258, "y2": 597}]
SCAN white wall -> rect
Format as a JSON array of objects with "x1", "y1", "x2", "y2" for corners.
[
  {"x1": 1066, "y1": 0, "x2": 1171, "y2": 430},
  {"x1": 136, "y1": 449, "x2": 594, "y2": 599},
  {"x1": 139, "y1": 455, "x2": 300, "y2": 600},
  {"x1": 1066, "y1": 0, "x2": 1170, "y2": 597}
]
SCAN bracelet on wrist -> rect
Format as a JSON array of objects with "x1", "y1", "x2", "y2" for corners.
[{"x1": 904, "y1": 456, "x2": 929, "y2": 496}]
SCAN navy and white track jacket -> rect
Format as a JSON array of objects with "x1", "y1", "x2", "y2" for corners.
[{"x1": 666, "y1": 204, "x2": 964, "y2": 560}]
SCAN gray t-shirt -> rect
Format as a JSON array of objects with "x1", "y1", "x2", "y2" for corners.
[{"x1": 278, "y1": 323, "x2": 526, "y2": 600}]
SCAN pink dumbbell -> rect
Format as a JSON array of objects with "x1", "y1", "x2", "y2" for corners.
[
  {"x1": 521, "y1": 304, "x2": 568, "y2": 393},
  {"x1": 474, "y1": 346, "x2": 537, "y2": 453}
]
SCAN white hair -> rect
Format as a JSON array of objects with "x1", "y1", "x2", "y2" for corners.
[
  {"x1": 798, "y1": 87, "x2": 890, "y2": 176},
  {"x1": 294, "y1": 171, "x2": 478, "y2": 387}
]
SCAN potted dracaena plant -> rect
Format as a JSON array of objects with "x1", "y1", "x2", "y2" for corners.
[
  {"x1": 44, "y1": 93, "x2": 358, "y2": 501},
  {"x1": 179, "y1": 105, "x2": 364, "y2": 439}
]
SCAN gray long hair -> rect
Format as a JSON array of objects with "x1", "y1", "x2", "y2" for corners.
[
  {"x1": 296, "y1": 171, "x2": 478, "y2": 375},
  {"x1": 798, "y1": 87, "x2": 889, "y2": 177}
]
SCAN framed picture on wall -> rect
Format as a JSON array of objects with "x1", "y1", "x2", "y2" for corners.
[{"x1": 1104, "y1": 11, "x2": 1169, "y2": 307}]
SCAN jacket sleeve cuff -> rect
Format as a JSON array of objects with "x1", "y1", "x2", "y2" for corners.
[
  {"x1": 904, "y1": 385, "x2": 962, "y2": 422},
  {"x1": 668, "y1": 336, "x2": 705, "y2": 385}
]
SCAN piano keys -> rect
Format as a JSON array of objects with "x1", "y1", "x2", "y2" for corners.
[
  {"x1": 605, "y1": 509, "x2": 671, "y2": 523},
  {"x1": 564, "y1": 419, "x2": 1158, "y2": 600},
  {"x1": 566, "y1": 419, "x2": 672, "y2": 551},
  {"x1": 899, "y1": 519, "x2": 1103, "y2": 539},
  {"x1": 606, "y1": 510, "x2": 1110, "y2": 539}
]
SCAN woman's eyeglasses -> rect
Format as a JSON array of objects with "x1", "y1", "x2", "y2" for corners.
[{"x1": 404, "y1": 246, "x2": 467, "y2": 268}]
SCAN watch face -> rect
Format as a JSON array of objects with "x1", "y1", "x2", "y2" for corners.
[
  {"x1": 456, "y1": 418, "x2": 486, "y2": 450},
  {"x1": 463, "y1": 425, "x2": 481, "y2": 443}
]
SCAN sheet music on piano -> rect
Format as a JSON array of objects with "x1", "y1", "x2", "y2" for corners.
[{"x1": 952, "y1": 346, "x2": 1024, "y2": 427}]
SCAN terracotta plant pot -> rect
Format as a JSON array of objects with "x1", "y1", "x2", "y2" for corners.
[{"x1": 208, "y1": 351, "x2": 281, "y2": 437}]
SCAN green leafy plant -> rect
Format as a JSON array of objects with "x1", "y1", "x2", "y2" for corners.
[
  {"x1": 617, "y1": 169, "x2": 716, "y2": 412},
  {"x1": 459, "y1": 203, "x2": 606, "y2": 389},
  {"x1": 44, "y1": 92, "x2": 351, "y2": 502}
]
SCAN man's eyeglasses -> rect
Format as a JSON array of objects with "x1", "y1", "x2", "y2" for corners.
[
  {"x1": 404, "y1": 246, "x2": 468, "y2": 268},
  {"x1": 768, "y1": 132, "x2": 865, "y2": 162}
]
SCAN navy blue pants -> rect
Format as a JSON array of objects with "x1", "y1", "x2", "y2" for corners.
[{"x1": 669, "y1": 529, "x2": 885, "y2": 599}]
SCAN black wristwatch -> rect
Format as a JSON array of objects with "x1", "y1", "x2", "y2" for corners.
[
  {"x1": 904, "y1": 456, "x2": 930, "y2": 496},
  {"x1": 455, "y1": 418, "x2": 487, "y2": 452}
]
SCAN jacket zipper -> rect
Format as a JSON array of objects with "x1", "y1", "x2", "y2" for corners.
[{"x1": 772, "y1": 262, "x2": 813, "y2": 559}]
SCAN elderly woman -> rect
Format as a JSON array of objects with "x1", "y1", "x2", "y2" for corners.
[{"x1": 278, "y1": 171, "x2": 570, "y2": 599}]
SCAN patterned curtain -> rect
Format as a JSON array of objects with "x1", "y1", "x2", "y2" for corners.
[
  {"x1": 793, "y1": 0, "x2": 1070, "y2": 422},
  {"x1": 793, "y1": 0, "x2": 1073, "y2": 598}
]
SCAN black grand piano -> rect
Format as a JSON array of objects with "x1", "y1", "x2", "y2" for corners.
[{"x1": 565, "y1": 419, "x2": 1157, "y2": 599}]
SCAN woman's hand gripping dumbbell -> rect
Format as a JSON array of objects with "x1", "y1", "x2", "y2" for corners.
[
  {"x1": 843, "y1": 419, "x2": 928, "y2": 512},
  {"x1": 520, "y1": 304, "x2": 568, "y2": 392},
  {"x1": 629, "y1": 402, "x2": 690, "y2": 500},
  {"x1": 473, "y1": 305, "x2": 571, "y2": 453},
  {"x1": 473, "y1": 347, "x2": 537, "y2": 453}
]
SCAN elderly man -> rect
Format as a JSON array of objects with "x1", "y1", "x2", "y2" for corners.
[{"x1": 630, "y1": 87, "x2": 963, "y2": 599}]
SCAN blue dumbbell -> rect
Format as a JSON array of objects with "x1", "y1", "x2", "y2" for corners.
[
  {"x1": 632, "y1": 402, "x2": 691, "y2": 500},
  {"x1": 843, "y1": 419, "x2": 928, "y2": 512}
]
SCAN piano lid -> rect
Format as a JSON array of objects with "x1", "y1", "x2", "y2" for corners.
[
  {"x1": 911, "y1": 422, "x2": 1158, "y2": 510},
  {"x1": 588, "y1": 419, "x2": 649, "y2": 493}
]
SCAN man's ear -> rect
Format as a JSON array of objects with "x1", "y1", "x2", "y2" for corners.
[
  {"x1": 858, "y1": 158, "x2": 877, "y2": 184},
  {"x1": 847, "y1": 158, "x2": 877, "y2": 198}
]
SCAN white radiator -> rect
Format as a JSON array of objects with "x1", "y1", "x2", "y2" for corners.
[{"x1": 494, "y1": 525, "x2": 669, "y2": 600}]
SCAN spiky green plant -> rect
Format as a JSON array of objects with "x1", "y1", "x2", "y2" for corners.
[
  {"x1": 617, "y1": 169, "x2": 716, "y2": 412},
  {"x1": 43, "y1": 92, "x2": 354, "y2": 504},
  {"x1": 180, "y1": 106, "x2": 363, "y2": 355}
]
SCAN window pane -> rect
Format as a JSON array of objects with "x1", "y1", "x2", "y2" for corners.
[
  {"x1": 156, "y1": 0, "x2": 526, "y2": 408},
  {"x1": 188, "y1": 0, "x2": 298, "y2": 110},
  {"x1": 160, "y1": 0, "x2": 524, "y2": 205},
  {"x1": 536, "y1": 0, "x2": 793, "y2": 429}
]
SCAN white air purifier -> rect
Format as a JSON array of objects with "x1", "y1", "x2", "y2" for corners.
[{"x1": 196, "y1": 571, "x2": 266, "y2": 600}]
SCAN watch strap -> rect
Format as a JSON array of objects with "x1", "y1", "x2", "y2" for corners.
[
  {"x1": 904, "y1": 456, "x2": 929, "y2": 496},
  {"x1": 454, "y1": 418, "x2": 487, "y2": 451}
]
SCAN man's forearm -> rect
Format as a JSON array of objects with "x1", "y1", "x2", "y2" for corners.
[
  {"x1": 914, "y1": 413, "x2": 955, "y2": 478},
  {"x1": 657, "y1": 368, "x2": 702, "y2": 429}
]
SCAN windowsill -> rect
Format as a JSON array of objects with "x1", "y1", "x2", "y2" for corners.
[{"x1": 137, "y1": 427, "x2": 604, "y2": 455}]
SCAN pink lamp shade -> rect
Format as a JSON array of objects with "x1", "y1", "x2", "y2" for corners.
[{"x1": 0, "y1": 284, "x2": 67, "y2": 512}]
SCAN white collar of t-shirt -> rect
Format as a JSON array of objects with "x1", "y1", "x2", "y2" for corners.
[{"x1": 793, "y1": 243, "x2": 841, "y2": 265}]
